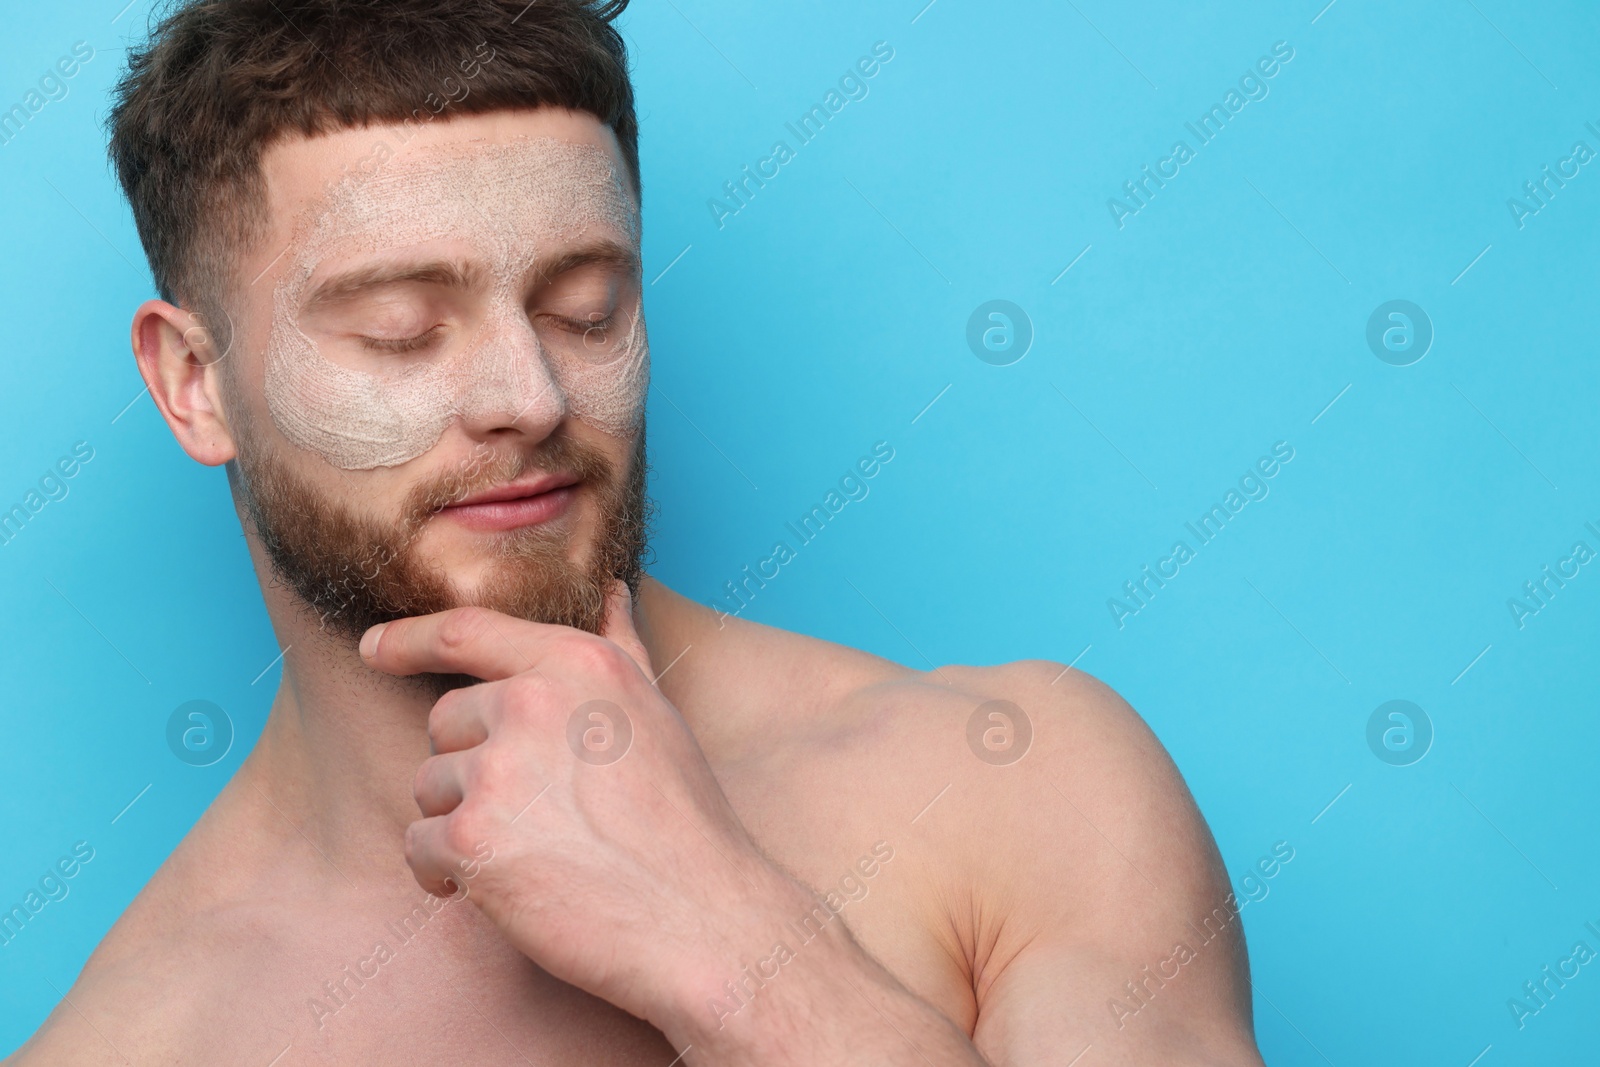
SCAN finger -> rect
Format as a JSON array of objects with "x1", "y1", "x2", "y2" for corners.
[
  {"x1": 413, "y1": 752, "x2": 467, "y2": 818},
  {"x1": 403, "y1": 815, "x2": 463, "y2": 899},
  {"x1": 429, "y1": 685, "x2": 491, "y2": 755},
  {"x1": 599, "y1": 580, "x2": 654, "y2": 681},
  {"x1": 361, "y1": 606, "x2": 555, "y2": 681}
]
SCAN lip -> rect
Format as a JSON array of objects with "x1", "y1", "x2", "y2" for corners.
[
  {"x1": 447, "y1": 472, "x2": 579, "y2": 508},
  {"x1": 439, "y1": 473, "x2": 580, "y2": 532}
]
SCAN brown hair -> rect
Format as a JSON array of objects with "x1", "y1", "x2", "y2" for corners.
[{"x1": 107, "y1": 0, "x2": 639, "y2": 333}]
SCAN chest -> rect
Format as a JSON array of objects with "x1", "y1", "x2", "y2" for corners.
[
  {"x1": 214, "y1": 751, "x2": 973, "y2": 1062},
  {"x1": 237, "y1": 903, "x2": 678, "y2": 1066}
]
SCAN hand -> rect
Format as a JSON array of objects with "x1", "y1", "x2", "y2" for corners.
[{"x1": 359, "y1": 583, "x2": 804, "y2": 1030}]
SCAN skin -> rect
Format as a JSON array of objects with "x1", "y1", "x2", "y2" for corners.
[{"x1": 6, "y1": 108, "x2": 1265, "y2": 1066}]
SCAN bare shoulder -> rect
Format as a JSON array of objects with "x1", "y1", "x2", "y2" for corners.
[
  {"x1": 920, "y1": 658, "x2": 1237, "y2": 927},
  {"x1": 870, "y1": 658, "x2": 1260, "y2": 1064},
  {"x1": 707, "y1": 612, "x2": 1213, "y2": 866},
  {"x1": 695, "y1": 607, "x2": 1215, "y2": 880},
  {"x1": 698, "y1": 613, "x2": 1259, "y2": 1063},
  {"x1": 809, "y1": 653, "x2": 1230, "y2": 907},
  {"x1": 6, "y1": 784, "x2": 301, "y2": 1066},
  {"x1": 5, "y1": 897, "x2": 275, "y2": 1067}
]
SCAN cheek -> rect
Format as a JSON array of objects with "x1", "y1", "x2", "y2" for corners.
[
  {"x1": 264, "y1": 298, "x2": 460, "y2": 471},
  {"x1": 550, "y1": 299, "x2": 650, "y2": 438}
]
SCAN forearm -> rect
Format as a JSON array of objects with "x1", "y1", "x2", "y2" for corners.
[{"x1": 657, "y1": 872, "x2": 989, "y2": 1066}]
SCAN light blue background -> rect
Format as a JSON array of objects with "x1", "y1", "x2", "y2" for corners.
[{"x1": 2, "y1": 1, "x2": 1597, "y2": 1062}]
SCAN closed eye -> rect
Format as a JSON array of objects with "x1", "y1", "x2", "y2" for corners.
[
  {"x1": 547, "y1": 312, "x2": 616, "y2": 335},
  {"x1": 358, "y1": 324, "x2": 444, "y2": 354}
]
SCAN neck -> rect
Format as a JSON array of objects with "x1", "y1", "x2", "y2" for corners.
[{"x1": 238, "y1": 537, "x2": 714, "y2": 881}]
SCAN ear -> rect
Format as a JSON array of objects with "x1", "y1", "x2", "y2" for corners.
[{"x1": 131, "y1": 299, "x2": 237, "y2": 466}]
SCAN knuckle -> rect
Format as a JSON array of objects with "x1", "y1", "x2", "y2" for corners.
[
  {"x1": 470, "y1": 743, "x2": 515, "y2": 787},
  {"x1": 501, "y1": 673, "x2": 548, "y2": 716},
  {"x1": 566, "y1": 635, "x2": 622, "y2": 678},
  {"x1": 438, "y1": 607, "x2": 492, "y2": 652},
  {"x1": 443, "y1": 810, "x2": 484, "y2": 856}
]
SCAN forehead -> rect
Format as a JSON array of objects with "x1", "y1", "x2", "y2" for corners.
[{"x1": 255, "y1": 110, "x2": 638, "y2": 273}]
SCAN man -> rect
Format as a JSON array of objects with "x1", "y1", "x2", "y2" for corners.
[{"x1": 8, "y1": 2, "x2": 1264, "y2": 1064}]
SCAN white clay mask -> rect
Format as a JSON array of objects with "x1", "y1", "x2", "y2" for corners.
[{"x1": 263, "y1": 135, "x2": 647, "y2": 470}]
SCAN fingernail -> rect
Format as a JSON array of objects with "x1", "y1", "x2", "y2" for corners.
[{"x1": 359, "y1": 623, "x2": 387, "y2": 659}]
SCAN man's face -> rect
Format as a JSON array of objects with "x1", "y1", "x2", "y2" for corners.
[{"x1": 220, "y1": 109, "x2": 650, "y2": 646}]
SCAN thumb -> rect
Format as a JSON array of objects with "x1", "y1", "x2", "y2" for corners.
[{"x1": 600, "y1": 579, "x2": 655, "y2": 682}]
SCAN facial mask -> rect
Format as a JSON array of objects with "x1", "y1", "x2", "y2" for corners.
[{"x1": 263, "y1": 136, "x2": 647, "y2": 470}]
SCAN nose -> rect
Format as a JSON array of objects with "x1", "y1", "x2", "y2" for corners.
[{"x1": 453, "y1": 306, "x2": 568, "y2": 440}]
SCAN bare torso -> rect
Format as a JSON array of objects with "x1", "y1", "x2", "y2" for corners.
[{"x1": 8, "y1": 583, "x2": 1252, "y2": 1065}]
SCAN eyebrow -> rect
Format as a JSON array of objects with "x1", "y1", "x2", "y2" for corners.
[
  {"x1": 302, "y1": 260, "x2": 484, "y2": 310},
  {"x1": 532, "y1": 239, "x2": 641, "y2": 285},
  {"x1": 301, "y1": 239, "x2": 641, "y2": 311}
]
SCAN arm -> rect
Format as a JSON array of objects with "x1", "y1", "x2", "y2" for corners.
[
  {"x1": 957, "y1": 664, "x2": 1265, "y2": 1067},
  {"x1": 667, "y1": 867, "x2": 990, "y2": 1064}
]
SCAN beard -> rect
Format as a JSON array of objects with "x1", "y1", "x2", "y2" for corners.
[{"x1": 229, "y1": 408, "x2": 652, "y2": 689}]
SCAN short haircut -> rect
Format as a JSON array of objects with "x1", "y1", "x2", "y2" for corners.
[{"x1": 107, "y1": 0, "x2": 639, "y2": 336}]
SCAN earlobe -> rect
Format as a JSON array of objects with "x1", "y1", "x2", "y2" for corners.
[{"x1": 131, "y1": 298, "x2": 238, "y2": 467}]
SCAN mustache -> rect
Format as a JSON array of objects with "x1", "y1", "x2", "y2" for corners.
[{"x1": 398, "y1": 434, "x2": 616, "y2": 532}]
